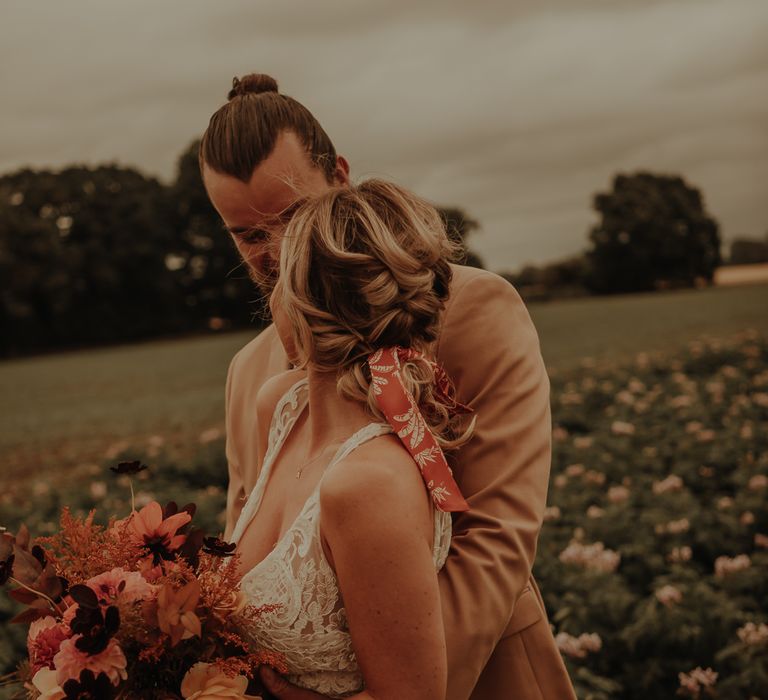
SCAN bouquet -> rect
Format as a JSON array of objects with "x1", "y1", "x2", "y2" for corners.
[{"x1": 0, "y1": 460, "x2": 285, "y2": 699}]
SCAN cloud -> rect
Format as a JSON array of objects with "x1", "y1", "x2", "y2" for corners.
[{"x1": 1, "y1": 0, "x2": 766, "y2": 269}]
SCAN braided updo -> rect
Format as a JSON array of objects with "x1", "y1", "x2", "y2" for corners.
[{"x1": 274, "y1": 179, "x2": 475, "y2": 449}]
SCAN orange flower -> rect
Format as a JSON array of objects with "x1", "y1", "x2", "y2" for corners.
[
  {"x1": 180, "y1": 662, "x2": 260, "y2": 699},
  {"x1": 129, "y1": 502, "x2": 191, "y2": 563},
  {"x1": 156, "y1": 579, "x2": 202, "y2": 646}
]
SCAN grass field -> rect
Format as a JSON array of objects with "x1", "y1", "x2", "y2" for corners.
[
  {"x1": 1, "y1": 282, "x2": 766, "y2": 478},
  {"x1": 1, "y1": 285, "x2": 766, "y2": 698}
]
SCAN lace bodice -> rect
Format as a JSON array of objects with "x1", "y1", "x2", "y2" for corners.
[{"x1": 231, "y1": 378, "x2": 452, "y2": 698}]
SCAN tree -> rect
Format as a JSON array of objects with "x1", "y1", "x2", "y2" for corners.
[
  {"x1": 585, "y1": 172, "x2": 721, "y2": 294},
  {"x1": 0, "y1": 166, "x2": 182, "y2": 355},
  {"x1": 729, "y1": 235, "x2": 768, "y2": 265},
  {"x1": 438, "y1": 206, "x2": 484, "y2": 269}
]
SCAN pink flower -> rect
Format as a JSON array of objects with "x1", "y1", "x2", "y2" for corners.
[
  {"x1": 608, "y1": 485, "x2": 630, "y2": 504},
  {"x1": 555, "y1": 631, "x2": 602, "y2": 659},
  {"x1": 678, "y1": 666, "x2": 718, "y2": 697},
  {"x1": 655, "y1": 585, "x2": 683, "y2": 607},
  {"x1": 53, "y1": 636, "x2": 127, "y2": 687},
  {"x1": 86, "y1": 567, "x2": 154, "y2": 605},
  {"x1": 565, "y1": 463, "x2": 585, "y2": 477},
  {"x1": 655, "y1": 518, "x2": 690, "y2": 535},
  {"x1": 543, "y1": 506, "x2": 561, "y2": 522},
  {"x1": 716, "y1": 496, "x2": 733, "y2": 510},
  {"x1": 736, "y1": 622, "x2": 768, "y2": 646},
  {"x1": 28, "y1": 617, "x2": 68, "y2": 674},
  {"x1": 586, "y1": 506, "x2": 605, "y2": 519},
  {"x1": 670, "y1": 395, "x2": 693, "y2": 408},
  {"x1": 668, "y1": 546, "x2": 692, "y2": 563},
  {"x1": 714, "y1": 554, "x2": 751, "y2": 578},
  {"x1": 755, "y1": 533, "x2": 768, "y2": 549},
  {"x1": 611, "y1": 421, "x2": 635, "y2": 436},
  {"x1": 653, "y1": 475, "x2": 683, "y2": 495},
  {"x1": 559, "y1": 541, "x2": 620, "y2": 573},
  {"x1": 584, "y1": 470, "x2": 606, "y2": 485},
  {"x1": 748, "y1": 475, "x2": 768, "y2": 491}
]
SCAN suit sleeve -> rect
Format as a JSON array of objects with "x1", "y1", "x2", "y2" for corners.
[
  {"x1": 437, "y1": 272, "x2": 552, "y2": 700},
  {"x1": 223, "y1": 352, "x2": 245, "y2": 541}
]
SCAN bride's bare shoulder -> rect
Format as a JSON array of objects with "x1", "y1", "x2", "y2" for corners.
[
  {"x1": 320, "y1": 435, "x2": 432, "y2": 526},
  {"x1": 255, "y1": 368, "x2": 307, "y2": 422}
]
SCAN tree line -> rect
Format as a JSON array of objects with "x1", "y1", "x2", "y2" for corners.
[
  {"x1": 503, "y1": 173, "x2": 727, "y2": 301},
  {"x1": 2, "y1": 138, "x2": 736, "y2": 356},
  {"x1": 0, "y1": 141, "x2": 481, "y2": 357}
]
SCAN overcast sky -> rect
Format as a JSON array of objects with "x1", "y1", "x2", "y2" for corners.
[{"x1": 2, "y1": 0, "x2": 767, "y2": 271}]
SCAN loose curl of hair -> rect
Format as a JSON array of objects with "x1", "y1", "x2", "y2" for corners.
[{"x1": 274, "y1": 179, "x2": 476, "y2": 450}]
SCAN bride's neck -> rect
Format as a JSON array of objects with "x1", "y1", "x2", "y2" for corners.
[{"x1": 303, "y1": 365, "x2": 372, "y2": 454}]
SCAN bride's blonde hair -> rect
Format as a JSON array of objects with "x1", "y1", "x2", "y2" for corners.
[{"x1": 275, "y1": 179, "x2": 475, "y2": 450}]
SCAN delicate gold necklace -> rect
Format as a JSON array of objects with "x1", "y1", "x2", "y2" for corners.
[
  {"x1": 294, "y1": 433, "x2": 351, "y2": 479},
  {"x1": 295, "y1": 450, "x2": 331, "y2": 480}
]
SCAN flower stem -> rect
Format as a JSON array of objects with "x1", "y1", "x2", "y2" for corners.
[
  {"x1": 0, "y1": 671, "x2": 21, "y2": 688},
  {"x1": 9, "y1": 577, "x2": 63, "y2": 616},
  {"x1": 130, "y1": 478, "x2": 136, "y2": 512}
]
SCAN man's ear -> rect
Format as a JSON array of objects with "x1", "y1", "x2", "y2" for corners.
[{"x1": 333, "y1": 155, "x2": 350, "y2": 187}]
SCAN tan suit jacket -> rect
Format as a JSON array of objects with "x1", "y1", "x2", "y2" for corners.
[{"x1": 224, "y1": 264, "x2": 576, "y2": 700}]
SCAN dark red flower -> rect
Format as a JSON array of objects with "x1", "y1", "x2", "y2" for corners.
[
  {"x1": 62, "y1": 669, "x2": 117, "y2": 699},
  {"x1": 109, "y1": 460, "x2": 148, "y2": 475},
  {"x1": 0, "y1": 553, "x2": 13, "y2": 586},
  {"x1": 69, "y1": 585, "x2": 120, "y2": 655},
  {"x1": 202, "y1": 536, "x2": 237, "y2": 557}
]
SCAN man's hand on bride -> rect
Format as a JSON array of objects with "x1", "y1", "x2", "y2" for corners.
[{"x1": 259, "y1": 667, "x2": 332, "y2": 700}]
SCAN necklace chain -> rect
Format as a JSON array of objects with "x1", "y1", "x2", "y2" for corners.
[{"x1": 295, "y1": 448, "x2": 334, "y2": 480}]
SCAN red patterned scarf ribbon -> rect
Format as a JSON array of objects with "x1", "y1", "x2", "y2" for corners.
[{"x1": 367, "y1": 347, "x2": 470, "y2": 513}]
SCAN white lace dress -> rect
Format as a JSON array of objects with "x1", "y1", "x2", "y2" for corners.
[{"x1": 230, "y1": 378, "x2": 452, "y2": 698}]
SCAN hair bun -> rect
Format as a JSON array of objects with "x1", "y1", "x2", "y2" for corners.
[{"x1": 228, "y1": 73, "x2": 279, "y2": 100}]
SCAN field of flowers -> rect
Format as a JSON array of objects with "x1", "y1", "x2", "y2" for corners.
[
  {"x1": 1, "y1": 329, "x2": 766, "y2": 699},
  {"x1": 540, "y1": 329, "x2": 768, "y2": 699}
]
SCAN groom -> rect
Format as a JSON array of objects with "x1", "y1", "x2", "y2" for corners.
[{"x1": 201, "y1": 74, "x2": 576, "y2": 700}]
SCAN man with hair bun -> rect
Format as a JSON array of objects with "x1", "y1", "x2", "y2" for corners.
[{"x1": 200, "y1": 73, "x2": 576, "y2": 700}]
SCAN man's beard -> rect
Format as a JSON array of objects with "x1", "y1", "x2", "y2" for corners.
[{"x1": 246, "y1": 256, "x2": 279, "y2": 322}]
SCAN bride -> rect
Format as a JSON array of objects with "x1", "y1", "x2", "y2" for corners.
[{"x1": 228, "y1": 179, "x2": 475, "y2": 700}]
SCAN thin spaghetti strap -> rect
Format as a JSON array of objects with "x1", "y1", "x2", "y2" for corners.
[
  {"x1": 230, "y1": 377, "x2": 309, "y2": 544},
  {"x1": 322, "y1": 422, "x2": 393, "y2": 475}
]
